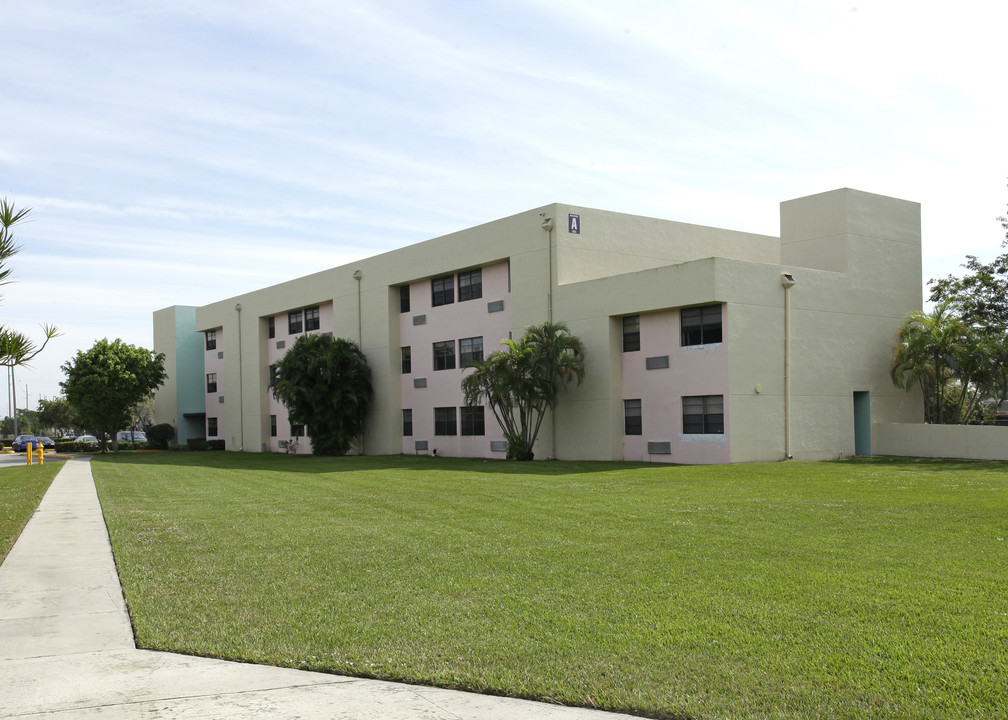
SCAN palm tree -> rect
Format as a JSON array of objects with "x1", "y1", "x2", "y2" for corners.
[
  {"x1": 0, "y1": 199, "x2": 60, "y2": 436},
  {"x1": 272, "y1": 334, "x2": 373, "y2": 455},
  {"x1": 462, "y1": 321, "x2": 585, "y2": 460},
  {"x1": 891, "y1": 302, "x2": 977, "y2": 423}
]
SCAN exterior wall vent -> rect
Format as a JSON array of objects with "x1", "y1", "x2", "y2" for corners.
[
  {"x1": 490, "y1": 440, "x2": 507, "y2": 452},
  {"x1": 217, "y1": 351, "x2": 224, "y2": 359},
  {"x1": 415, "y1": 440, "x2": 429, "y2": 451},
  {"x1": 413, "y1": 378, "x2": 427, "y2": 388},
  {"x1": 647, "y1": 441, "x2": 672, "y2": 454},
  {"x1": 487, "y1": 300, "x2": 505, "y2": 313},
  {"x1": 646, "y1": 355, "x2": 670, "y2": 370},
  {"x1": 276, "y1": 340, "x2": 285, "y2": 350},
  {"x1": 413, "y1": 314, "x2": 427, "y2": 325}
]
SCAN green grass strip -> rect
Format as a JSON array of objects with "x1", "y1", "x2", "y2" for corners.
[
  {"x1": 93, "y1": 454, "x2": 1008, "y2": 719},
  {"x1": 1, "y1": 461, "x2": 63, "y2": 562}
]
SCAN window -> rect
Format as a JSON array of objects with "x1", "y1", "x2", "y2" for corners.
[
  {"x1": 622, "y1": 315, "x2": 640, "y2": 352},
  {"x1": 459, "y1": 336, "x2": 483, "y2": 366},
  {"x1": 624, "y1": 399, "x2": 642, "y2": 435},
  {"x1": 402, "y1": 409, "x2": 413, "y2": 436},
  {"x1": 682, "y1": 395, "x2": 725, "y2": 434},
  {"x1": 207, "y1": 417, "x2": 218, "y2": 437},
  {"x1": 269, "y1": 364, "x2": 279, "y2": 388},
  {"x1": 433, "y1": 340, "x2": 456, "y2": 371},
  {"x1": 460, "y1": 406, "x2": 485, "y2": 436},
  {"x1": 401, "y1": 346, "x2": 411, "y2": 374},
  {"x1": 681, "y1": 305, "x2": 722, "y2": 346},
  {"x1": 291, "y1": 423, "x2": 305, "y2": 437},
  {"x1": 288, "y1": 310, "x2": 303, "y2": 335},
  {"x1": 432, "y1": 275, "x2": 454, "y2": 306},
  {"x1": 205, "y1": 330, "x2": 217, "y2": 351},
  {"x1": 458, "y1": 269, "x2": 482, "y2": 301},
  {"x1": 270, "y1": 415, "x2": 277, "y2": 437},
  {"x1": 268, "y1": 317, "x2": 275, "y2": 339},
  {"x1": 434, "y1": 407, "x2": 457, "y2": 436},
  {"x1": 206, "y1": 373, "x2": 217, "y2": 393},
  {"x1": 305, "y1": 306, "x2": 320, "y2": 332},
  {"x1": 400, "y1": 285, "x2": 410, "y2": 313}
]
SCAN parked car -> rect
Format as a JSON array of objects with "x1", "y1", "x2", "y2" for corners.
[
  {"x1": 116, "y1": 430, "x2": 147, "y2": 443},
  {"x1": 12, "y1": 434, "x2": 37, "y2": 452},
  {"x1": 36, "y1": 436, "x2": 56, "y2": 450},
  {"x1": 74, "y1": 435, "x2": 99, "y2": 444}
]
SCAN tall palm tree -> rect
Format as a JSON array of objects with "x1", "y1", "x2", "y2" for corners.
[{"x1": 462, "y1": 321, "x2": 585, "y2": 460}]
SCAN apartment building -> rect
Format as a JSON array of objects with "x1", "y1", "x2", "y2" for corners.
[{"x1": 153, "y1": 187, "x2": 923, "y2": 463}]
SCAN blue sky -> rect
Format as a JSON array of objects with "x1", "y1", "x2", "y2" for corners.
[{"x1": 3, "y1": 0, "x2": 1007, "y2": 408}]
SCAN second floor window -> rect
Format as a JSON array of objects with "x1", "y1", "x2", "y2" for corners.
[
  {"x1": 681, "y1": 305, "x2": 722, "y2": 346},
  {"x1": 205, "y1": 330, "x2": 217, "y2": 351},
  {"x1": 433, "y1": 340, "x2": 456, "y2": 371},
  {"x1": 206, "y1": 372, "x2": 218, "y2": 394},
  {"x1": 459, "y1": 336, "x2": 483, "y2": 366},
  {"x1": 401, "y1": 346, "x2": 411, "y2": 374},
  {"x1": 268, "y1": 317, "x2": 275, "y2": 339},
  {"x1": 400, "y1": 285, "x2": 410, "y2": 313}
]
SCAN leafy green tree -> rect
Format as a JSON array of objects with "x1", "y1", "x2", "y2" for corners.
[
  {"x1": 462, "y1": 321, "x2": 585, "y2": 460},
  {"x1": 0, "y1": 199, "x2": 60, "y2": 436},
  {"x1": 36, "y1": 397, "x2": 78, "y2": 437},
  {"x1": 272, "y1": 334, "x2": 373, "y2": 455},
  {"x1": 890, "y1": 302, "x2": 999, "y2": 424},
  {"x1": 60, "y1": 339, "x2": 167, "y2": 452}
]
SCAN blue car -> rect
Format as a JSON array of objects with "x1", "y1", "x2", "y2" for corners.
[{"x1": 12, "y1": 434, "x2": 37, "y2": 452}]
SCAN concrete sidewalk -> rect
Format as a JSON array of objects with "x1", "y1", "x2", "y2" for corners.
[{"x1": 0, "y1": 458, "x2": 635, "y2": 719}]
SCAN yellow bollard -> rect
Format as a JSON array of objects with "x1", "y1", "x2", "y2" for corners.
[
  {"x1": 26, "y1": 442, "x2": 32, "y2": 466},
  {"x1": 37, "y1": 443, "x2": 44, "y2": 465}
]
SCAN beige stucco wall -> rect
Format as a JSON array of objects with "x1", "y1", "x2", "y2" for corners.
[
  {"x1": 155, "y1": 188, "x2": 925, "y2": 463},
  {"x1": 874, "y1": 423, "x2": 1008, "y2": 461}
]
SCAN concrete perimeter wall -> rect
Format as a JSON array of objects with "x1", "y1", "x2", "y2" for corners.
[{"x1": 874, "y1": 423, "x2": 1008, "y2": 461}]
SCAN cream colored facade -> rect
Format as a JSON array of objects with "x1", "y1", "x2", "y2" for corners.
[{"x1": 153, "y1": 188, "x2": 923, "y2": 463}]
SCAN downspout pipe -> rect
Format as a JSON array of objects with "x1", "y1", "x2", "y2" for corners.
[
  {"x1": 781, "y1": 273, "x2": 796, "y2": 459},
  {"x1": 235, "y1": 303, "x2": 243, "y2": 451},
  {"x1": 541, "y1": 214, "x2": 555, "y2": 458}
]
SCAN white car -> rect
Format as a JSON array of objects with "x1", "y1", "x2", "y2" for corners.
[{"x1": 74, "y1": 435, "x2": 99, "y2": 444}]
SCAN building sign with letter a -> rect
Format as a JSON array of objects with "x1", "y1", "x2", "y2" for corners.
[{"x1": 568, "y1": 213, "x2": 580, "y2": 234}]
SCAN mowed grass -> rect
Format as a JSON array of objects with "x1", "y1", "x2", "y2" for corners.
[
  {"x1": 1, "y1": 461, "x2": 62, "y2": 562},
  {"x1": 92, "y1": 453, "x2": 1008, "y2": 719}
]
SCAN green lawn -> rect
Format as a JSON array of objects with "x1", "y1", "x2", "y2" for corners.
[
  {"x1": 1, "y1": 461, "x2": 63, "y2": 562},
  {"x1": 92, "y1": 453, "x2": 1008, "y2": 719}
]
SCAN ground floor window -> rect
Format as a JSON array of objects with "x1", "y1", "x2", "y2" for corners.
[
  {"x1": 460, "y1": 406, "x2": 485, "y2": 436},
  {"x1": 434, "y1": 407, "x2": 456, "y2": 435},
  {"x1": 270, "y1": 415, "x2": 277, "y2": 437},
  {"x1": 207, "y1": 417, "x2": 218, "y2": 437},
  {"x1": 291, "y1": 423, "x2": 305, "y2": 437},
  {"x1": 624, "y1": 399, "x2": 642, "y2": 435},
  {"x1": 682, "y1": 395, "x2": 724, "y2": 434},
  {"x1": 402, "y1": 409, "x2": 413, "y2": 436}
]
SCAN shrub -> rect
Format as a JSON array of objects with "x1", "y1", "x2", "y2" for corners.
[
  {"x1": 187, "y1": 438, "x2": 208, "y2": 451},
  {"x1": 146, "y1": 423, "x2": 176, "y2": 450}
]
